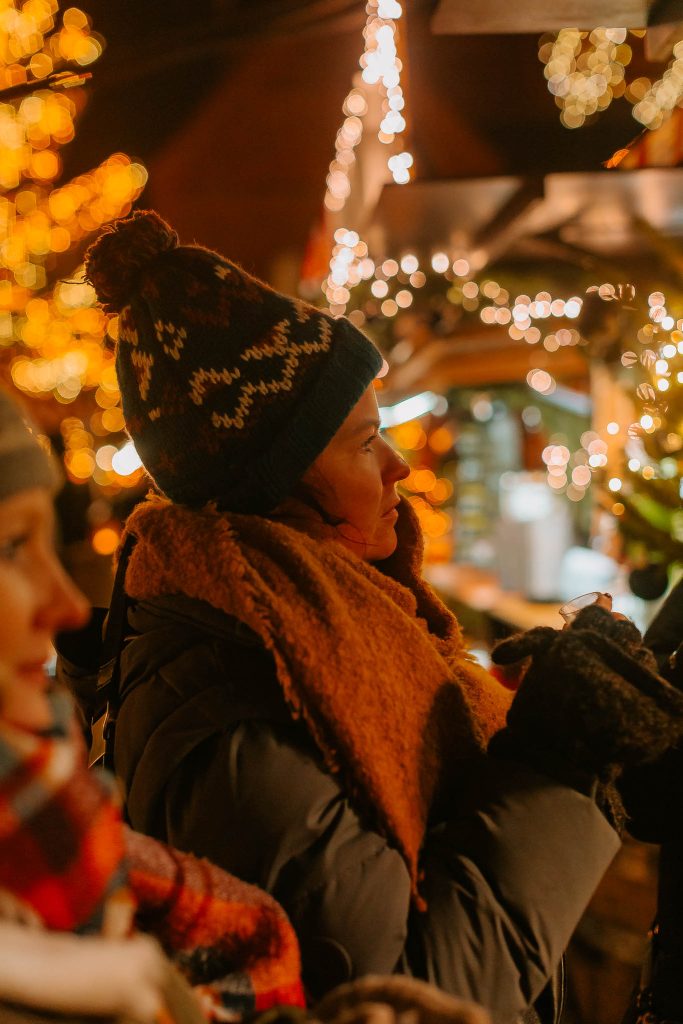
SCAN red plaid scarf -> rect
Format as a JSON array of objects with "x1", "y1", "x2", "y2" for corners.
[
  {"x1": 0, "y1": 692, "x2": 127, "y2": 933},
  {"x1": 127, "y1": 828, "x2": 305, "y2": 1018},
  {"x1": 0, "y1": 691, "x2": 304, "y2": 1019}
]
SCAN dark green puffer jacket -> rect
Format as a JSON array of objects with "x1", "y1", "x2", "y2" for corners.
[{"x1": 58, "y1": 593, "x2": 619, "y2": 1024}]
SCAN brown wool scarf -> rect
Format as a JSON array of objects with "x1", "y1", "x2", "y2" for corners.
[{"x1": 122, "y1": 496, "x2": 511, "y2": 903}]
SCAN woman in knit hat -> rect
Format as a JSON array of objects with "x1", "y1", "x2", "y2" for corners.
[
  {"x1": 0, "y1": 388, "x2": 307, "y2": 1024},
  {"x1": 66, "y1": 210, "x2": 683, "y2": 1024}
]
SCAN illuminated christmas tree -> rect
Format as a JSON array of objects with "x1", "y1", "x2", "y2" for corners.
[{"x1": 0, "y1": 1, "x2": 148, "y2": 555}]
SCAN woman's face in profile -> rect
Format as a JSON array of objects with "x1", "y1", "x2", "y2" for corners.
[
  {"x1": 0, "y1": 487, "x2": 88, "y2": 731},
  {"x1": 301, "y1": 384, "x2": 409, "y2": 561}
]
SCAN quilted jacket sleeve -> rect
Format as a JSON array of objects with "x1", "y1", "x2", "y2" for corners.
[{"x1": 158, "y1": 718, "x2": 619, "y2": 1023}]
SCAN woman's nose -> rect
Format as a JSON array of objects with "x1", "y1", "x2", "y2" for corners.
[
  {"x1": 38, "y1": 557, "x2": 90, "y2": 634},
  {"x1": 385, "y1": 446, "x2": 410, "y2": 484}
]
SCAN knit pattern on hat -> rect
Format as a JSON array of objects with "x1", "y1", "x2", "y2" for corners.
[{"x1": 85, "y1": 212, "x2": 381, "y2": 512}]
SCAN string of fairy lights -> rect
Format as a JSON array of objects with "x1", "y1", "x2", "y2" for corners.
[
  {"x1": 507, "y1": 282, "x2": 683, "y2": 517},
  {"x1": 322, "y1": 0, "x2": 412, "y2": 314},
  {"x1": 539, "y1": 27, "x2": 683, "y2": 131},
  {"x1": 0, "y1": 1, "x2": 148, "y2": 553},
  {"x1": 607, "y1": 290, "x2": 683, "y2": 517},
  {"x1": 330, "y1": 227, "x2": 683, "y2": 545}
]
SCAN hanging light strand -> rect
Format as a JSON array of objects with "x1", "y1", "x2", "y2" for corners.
[{"x1": 320, "y1": 1, "x2": 413, "y2": 314}]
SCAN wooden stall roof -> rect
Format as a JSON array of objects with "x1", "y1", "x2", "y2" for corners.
[{"x1": 71, "y1": 1, "x2": 683, "y2": 279}]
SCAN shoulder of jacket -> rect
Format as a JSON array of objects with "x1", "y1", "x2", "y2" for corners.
[{"x1": 133, "y1": 594, "x2": 262, "y2": 647}]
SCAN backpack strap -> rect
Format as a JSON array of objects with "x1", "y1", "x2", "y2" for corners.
[{"x1": 89, "y1": 532, "x2": 137, "y2": 770}]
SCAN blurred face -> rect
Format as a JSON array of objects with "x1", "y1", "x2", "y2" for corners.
[
  {"x1": 301, "y1": 384, "x2": 409, "y2": 561},
  {"x1": 0, "y1": 487, "x2": 89, "y2": 731}
]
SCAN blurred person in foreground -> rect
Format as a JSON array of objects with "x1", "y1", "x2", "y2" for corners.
[
  {"x1": 0, "y1": 388, "x2": 305, "y2": 1024},
  {"x1": 58, "y1": 210, "x2": 683, "y2": 1024}
]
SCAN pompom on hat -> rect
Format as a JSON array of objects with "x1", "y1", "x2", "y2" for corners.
[
  {"x1": 85, "y1": 211, "x2": 382, "y2": 512},
  {"x1": 0, "y1": 389, "x2": 55, "y2": 501}
]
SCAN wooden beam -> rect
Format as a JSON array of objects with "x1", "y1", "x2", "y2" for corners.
[
  {"x1": 385, "y1": 328, "x2": 587, "y2": 397},
  {"x1": 431, "y1": 0, "x2": 652, "y2": 34},
  {"x1": 422, "y1": 336, "x2": 587, "y2": 392},
  {"x1": 645, "y1": 0, "x2": 683, "y2": 58},
  {"x1": 373, "y1": 168, "x2": 683, "y2": 268},
  {"x1": 469, "y1": 179, "x2": 545, "y2": 267},
  {"x1": 372, "y1": 177, "x2": 526, "y2": 258}
]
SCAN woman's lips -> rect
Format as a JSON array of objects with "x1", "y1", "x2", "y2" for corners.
[{"x1": 15, "y1": 663, "x2": 48, "y2": 688}]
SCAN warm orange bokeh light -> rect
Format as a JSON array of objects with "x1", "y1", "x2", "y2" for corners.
[{"x1": 92, "y1": 525, "x2": 120, "y2": 556}]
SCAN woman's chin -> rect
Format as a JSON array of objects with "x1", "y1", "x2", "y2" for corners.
[
  {"x1": 334, "y1": 522, "x2": 399, "y2": 562},
  {"x1": 368, "y1": 528, "x2": 399, "y2": 562},
  {"x1": 1, "y1": 683, "x2": 53, "y2": 733}
]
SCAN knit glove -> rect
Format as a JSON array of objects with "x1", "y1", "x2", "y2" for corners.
[{"x1": 489, "y1": 605, "x2": 683, "y2": 819}]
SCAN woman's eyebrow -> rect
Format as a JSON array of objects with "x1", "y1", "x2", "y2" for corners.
[{"x1": 343, "y1": 417, "x2": 381, "y2": 439}]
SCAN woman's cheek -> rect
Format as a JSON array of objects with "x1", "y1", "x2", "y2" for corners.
[{"x1": 0, "y1": 682, "x2": 53, "y2": 732}]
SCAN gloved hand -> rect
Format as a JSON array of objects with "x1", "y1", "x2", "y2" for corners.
[{"x1": 489, "y1": 604, "x2": 683, "y2": 788}]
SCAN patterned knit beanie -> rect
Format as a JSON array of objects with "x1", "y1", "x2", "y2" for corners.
[
  {"x1": 85, "y1": 211, "x2": 382, "y2": 512},
  {"x1": 0, "y1": 388, "x2": 55, "y2": 501}
]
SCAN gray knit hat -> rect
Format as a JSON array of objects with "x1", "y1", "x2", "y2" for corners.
[{"x1": 0, "y1": 389, "x2": 55, "y2": 500}]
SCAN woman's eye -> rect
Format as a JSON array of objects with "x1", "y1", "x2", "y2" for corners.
[
  {"x1": 362, "y1": 431, "x2": 379, "y2": 450},
  {"x1": 0, "y1": 533, "x2": 28, "y2": 561}
]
